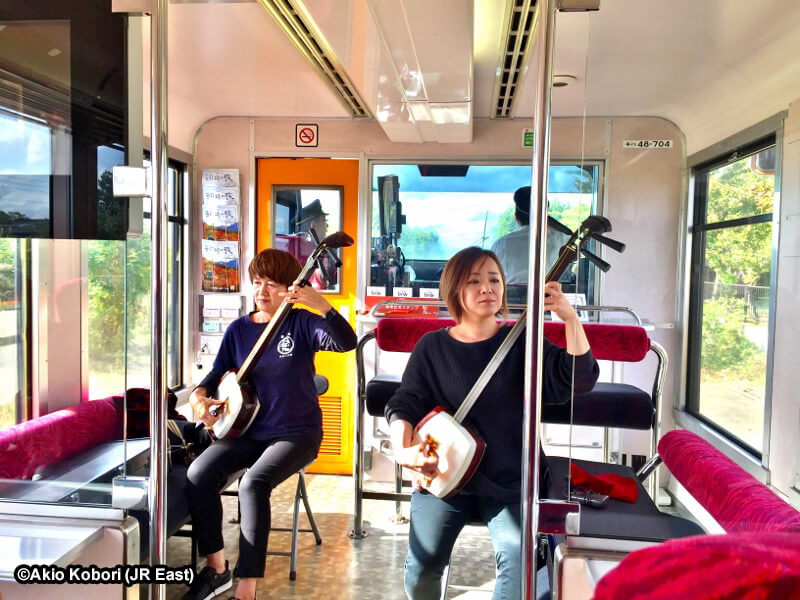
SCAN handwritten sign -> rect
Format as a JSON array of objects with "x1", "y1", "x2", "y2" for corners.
[
  {"x1": 202, "y1": 168, "x2": 239, "y2": 188},
  {"x1": 203, "y1": 188, "x2": 239, "y2": 206}
]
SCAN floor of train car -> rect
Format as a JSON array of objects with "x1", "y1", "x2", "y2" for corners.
[
  {"x1": 164, "y1": 473, "x2": 694, "y2": 600},
  {"x1": 164, "y1": 473, "x2": 503, "y2": 600}
]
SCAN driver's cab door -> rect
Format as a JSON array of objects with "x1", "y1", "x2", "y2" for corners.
[{"x1": 256, "y1": 157, "x2": 359, "y2": 474}]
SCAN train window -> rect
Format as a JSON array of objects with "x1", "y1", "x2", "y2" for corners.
[
  {"x1": 688, "y1": 138, "x2": 776, "y2": 455},
  {"x1": 87, "y1": 159, "x2": 186, "y2": 399},
  {"x1": 369, "y1": 163, "x2": 600, "y2": 303},
  {"x1": 272, "y1": 186, "x2": 343, "y2": 292},
  {"x1": 0, "y1": 2, "x2": 128, "y2": 239}
]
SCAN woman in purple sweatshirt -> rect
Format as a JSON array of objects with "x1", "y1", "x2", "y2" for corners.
[{"x1": 183, "y1": 249, "x2": 356, "y2": 600}]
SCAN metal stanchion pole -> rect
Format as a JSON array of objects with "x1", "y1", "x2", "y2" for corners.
[
  {"x1": 149, "y1": 0, "x2": 169, "y2": 597},
  {"x1": 521, "y1": 0, "x2": 557, "y2": 597}
]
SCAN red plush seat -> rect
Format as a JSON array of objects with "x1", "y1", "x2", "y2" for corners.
[
  {"x1": 588, "y1": 430, "x2": 800, "y2": 599},
  {"x1": 0, "y1": 397, "x2": 121, "y2": 480},
  {"x1": 593, "y1": 531, "x2": 800, "y2": 600},
  {"x1": 658, "y1": 430, "x2": 800, "y2": 534}
]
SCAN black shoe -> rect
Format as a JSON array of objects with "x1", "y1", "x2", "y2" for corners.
[{"x1": 181, "y1": 562, "x2": 232, "y2": 600}]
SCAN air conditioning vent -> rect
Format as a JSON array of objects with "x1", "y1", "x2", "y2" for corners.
[
  {"x1": 318, "y1": 396, "x2": 343, "y2": 457},
  {"x1": 492, "y1": 0, "x2": 537, "y2": 119},
  {"x1": 259, "y1": 0, "x2": 372, "y2": 119}
]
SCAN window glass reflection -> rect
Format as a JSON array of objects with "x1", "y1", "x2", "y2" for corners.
[
  {"x1": 273, "y1": 187, "x2": 343, "y2": 292},
  {"x1": 0, "y1": 112, "x2": 52, "y2": 237}
]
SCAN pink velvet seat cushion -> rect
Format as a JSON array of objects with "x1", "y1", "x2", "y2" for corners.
[
  {"x1": 593, "y1": 532, "x2": 800, "y2": 600},
  {"x1": 0, "y1": 397, "x2": 121, "y2": 480},
  {"x1": 659, "y1": 430, "x2": 800, "y2": 533}
]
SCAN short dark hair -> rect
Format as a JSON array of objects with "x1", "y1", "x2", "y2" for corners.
[
  {"x1": 514, "y1": 186, "x2": 530, "y2": 226},
  {"x1": 440, "y1": 247, "x2": 508, "y2": 322},
  {"x1": 248, "y1": 249, "x2": 302, "y2": 287}
]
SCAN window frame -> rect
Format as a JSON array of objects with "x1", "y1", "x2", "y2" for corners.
[
  {"x1": 364, "y1": 158, "x2": 606, "y2": 305},
  {"x1": 81, "y1": 156, "x2": 188, "y2": 398},
  {"x1": 143, "y1": 158, "x2": 188, "y2": 389},
  {"x1": 270, "y1": 184, "x2": 345, "y2": 294},
  {"x1": 686, "y1": 133, "x2": 779, "y2": 460}
]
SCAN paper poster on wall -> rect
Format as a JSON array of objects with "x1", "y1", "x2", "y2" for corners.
[
  {"x1": 202, "y1": 187, "x2": 240, "y2": 206},
  {"x1": 201, "y1": 169, "x2": 241, "y2": 294},
  {"x1": 202, "y1": 204, "x2": 240, "y2": 242},
  {"x1": 202, "y1": 294, "x2": 244, "y2": 309},
  {"x1": 202, "y1": 168, "x2": 239, "y2": 189},
  {"x1": 202, "y1": 240, "x2": 240, "y2": 293}
]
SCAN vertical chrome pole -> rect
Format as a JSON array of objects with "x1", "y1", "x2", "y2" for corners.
[
  {"x1": 149, "y1": 0, "x2": 169, "y2": 596},
  {"x1": 521, "y1": 0, "x2": 557, "y2": 597}
]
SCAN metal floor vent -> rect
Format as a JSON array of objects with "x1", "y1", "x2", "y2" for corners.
[
  {"x1": 259, "y1": 0, "x2": 371, "y2": 119},
  {"x1": 492, "y1": 0, "x2": 537, "y2": 119}
]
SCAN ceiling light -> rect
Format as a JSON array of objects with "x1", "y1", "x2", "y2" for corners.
[
  {"x1": 47, "y1": 48, "x2": 62, "y2": 57},
  {"x1": 553, "y1": 74, "x2": 577, "y2": 88}
]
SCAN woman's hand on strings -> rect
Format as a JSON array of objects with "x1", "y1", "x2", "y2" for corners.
[
  {"x1": 544, "y1": 281, "x2": 591, "y2": 355},
  {"x1": 544, "y1": 281, "x2": 578, "y2": 323},
  {"x1": 396, "y1": 437, "x2": 440, "y2": 490},
  {"x1": 190, "y1": 387, "x2": 226, "y2": 428},
  {"x1": 281, "y1": 279, "x2": 333, "y2": 315}
]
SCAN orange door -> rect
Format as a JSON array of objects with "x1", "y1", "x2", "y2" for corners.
[{"x1": 256, "y1": 158, "x2": 358, "y2": 474}]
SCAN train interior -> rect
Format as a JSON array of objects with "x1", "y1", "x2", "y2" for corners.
[{"x1": 1, "y1": 0, "x2": 800, "y2": 598}]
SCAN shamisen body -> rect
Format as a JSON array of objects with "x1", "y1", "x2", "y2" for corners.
[{"x1": 384, "y1": 245, "x2": 599, "y2": 599}]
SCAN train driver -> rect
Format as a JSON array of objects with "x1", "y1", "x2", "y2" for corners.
[
  {"x1": 491, "y1": 186, "x2": 570, "y2": 304},
  {"x1": 297, "y1": 199, "x2": 335, "y2": 290}
]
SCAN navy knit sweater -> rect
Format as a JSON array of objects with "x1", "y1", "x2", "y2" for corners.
[
  {"x1": 384, "y1": 325, "x2": 599, "y2": 504},
  {"x1": 200, "y1": 308, "x2": 356, "y2": 439}
]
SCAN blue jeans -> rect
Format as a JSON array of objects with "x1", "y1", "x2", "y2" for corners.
[{"x1": 404, "y1": 491, "x2": 522, "y2": 600}]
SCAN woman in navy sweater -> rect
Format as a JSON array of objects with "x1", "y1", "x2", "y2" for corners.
[
  {"x1": 385, "y1": 246, "x2": 599, "y2": 600},
  {"x1": 184, "y1": 249, "x2": 356, "y2": 600}
]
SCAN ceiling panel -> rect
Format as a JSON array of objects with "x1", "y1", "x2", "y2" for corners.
[
  {"x1": 153, "y1": 0, "x2": 800, "y2": 153},
  {"x1": 512, "y1": 0, "x2": 800, "y2": 154},
  {"x1": 149, "y1": 2, "x2": 350, "y2": 151}
]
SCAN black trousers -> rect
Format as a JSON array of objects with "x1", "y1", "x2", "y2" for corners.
[{"x1": 185, "y1": 431, "x2": 321, "y2": 578}]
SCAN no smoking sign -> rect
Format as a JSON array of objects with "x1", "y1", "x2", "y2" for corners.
[{"x1": 295, "y1": 123, "x2": 319, "y2": 147}]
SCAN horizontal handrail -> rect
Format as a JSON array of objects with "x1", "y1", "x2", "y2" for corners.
[
  {"x1": 367, "y1": 299, "x2": 641, "y2": 325},
  {"x1": 367, "y1": 299, "x2": 527, "y2": 318},
  {"x1": 575, "y1": 305, "x2": 642, "y2": 326}
]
